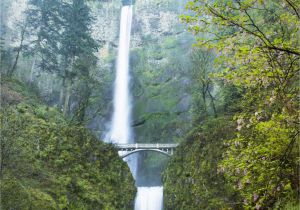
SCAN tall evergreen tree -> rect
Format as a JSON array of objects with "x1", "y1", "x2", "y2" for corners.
[
  {"x1": 59, "y1": 0, "x2": 98, "y2": 118},
  {"x1": 26, "y1": 0, "x2": 98, "y2": 119},
  {"x1": 26, "y1": 0, "x2": 63, "y2": 73},
  {"x1": 0, "y1": 0, "x2": 12, "y2": 74}
]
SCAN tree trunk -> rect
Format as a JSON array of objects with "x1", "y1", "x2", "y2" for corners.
[
  {"x1": 63, "y1": 80, "x2": 71, "y2": 116},
  {"x1": 0, "y1": 143, "x2": 4, "y2": 177},
  {"x1": 9, "y1": 26, "x2": 26, "y2": 77},
  {"x1": 10, "y1": 48, "x2": 21, "y2": 77},
  {"x1": 202, "y1": 82, "x2": 210, "y2": 116},
  {"x1": 76, "y1": 82, "x2": 90, "y2": 123},
  {"x1": 208, "y1": 89, "x2": 217, "y2": 118},
  {"x1": 62, "y1": 58, "x2": 76, "y2": 116},
  {"x1": 29, "y1": 56, "x2": 36, "y2": 83},
  {"x1": 201, "y1": 85, "x2": 207, "y2": 114},
  {"x1": 59, "y1": 77, "x2": 66, "y2": 108}
]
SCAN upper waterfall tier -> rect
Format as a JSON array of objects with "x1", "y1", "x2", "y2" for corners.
[{"x1": 109, "y1": 5, "x2": 133, "y2": 144}]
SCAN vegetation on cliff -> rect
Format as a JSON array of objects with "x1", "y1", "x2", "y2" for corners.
[
  {"x1": 0, "y1": 78, "x2": 136, "y2": 210},
  {"x1": 163, "y1": 0, "x2": 299, "y2": 209}
]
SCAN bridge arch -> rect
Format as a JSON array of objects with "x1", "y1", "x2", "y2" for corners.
[
  {"x1": 120, "y1": 149, "x2": 171, "y2": 158},
  {"x1": 115, "y1": 143, "x2": 178, "y2": 159}
]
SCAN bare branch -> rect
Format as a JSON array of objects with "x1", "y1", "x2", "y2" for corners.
[{"x1": 285, "y1": 0, "x2": 300, "y2": 19}]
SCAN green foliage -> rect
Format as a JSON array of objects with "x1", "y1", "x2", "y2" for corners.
[
  {"x1": 130, "y1": 32, "x2": 195, "y2": 184},
  {"x1": 188, "y1": 48, "x2": 217, "y2": 120},
  {"x1": 181, "y1": 0, "x2": 299, "y2": 112},
  {"x1": 26, "y1": 0, "x2": 98, "y2": 75},
  {"x1": 25, "y1": 0, "x2": 99, "y2": 120},
  {"x1": 60, "y1": 0, "x2": 98, "y2": 62},
  {"x1": 163, "y1": 117, "x2": 241, "y2": 210},
  {"x1": 0, "y1": 80, "x2": 136, "y2": 210},
  {"x1": 26, "y1": 0, "x2": 63, "y2": 73},
  {"x1": 0, "y1": 0, "x2": 16, "y2": 76},
  {"x1": 283, "y1": 202, "x2": 300, "y2": 210},
  {"x1": 0, "y1": 48, "x2": 13, "y2": 74},
  {"x1": 162, "y1": 37, "x2": 178, "y2": 49},
  {"x1": 164, "y1": 0, "x2": 299, "y2": 209},
  {"x1": 220, "y1": 114, "x2": 299, "y2": 209}
]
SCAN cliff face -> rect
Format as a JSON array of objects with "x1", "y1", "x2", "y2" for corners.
[
  {"x1": 90, "y1": 0, "x2": 194, "y2": 184},
  {"x1": 91, "y1": 0, "x2": 193, "y2": 140}
]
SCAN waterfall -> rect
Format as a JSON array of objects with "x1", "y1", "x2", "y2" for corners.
[
  {"x1": 108, "y1": 5, "x2": 163, "y2": 210},
  {"x1": 109, "y1": 5, "x2": 133, "y2": 145},
  {"x1": 135, "y1": 187, "x2": 163, "y2": 210}
]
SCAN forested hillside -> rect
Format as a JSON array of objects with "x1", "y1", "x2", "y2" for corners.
[
  {"x1": 163, "y1": 0, "x2": 299, "y2": 209},
  {"x1": 1, "y1": 78, "x2": 136, "y2": 209}
]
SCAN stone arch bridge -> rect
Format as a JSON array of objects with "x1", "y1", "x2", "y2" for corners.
[{"x1": 115, "y1": 143, "x2": 179, "y2": 158}]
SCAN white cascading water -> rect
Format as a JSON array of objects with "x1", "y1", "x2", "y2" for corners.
[
  {"x1": 108, "y1": 5, "x2": 163, "y2": 210},
  {"x1": 135, "y1": 187, "x2": 163, "y2": 210},
  {"x1": 109, "y1": 5, "x2": 133, "y2": 145}
]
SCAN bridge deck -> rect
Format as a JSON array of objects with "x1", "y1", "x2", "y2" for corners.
[{"x1": 115, "y1": 143, "x2": 178, "y2": 150}]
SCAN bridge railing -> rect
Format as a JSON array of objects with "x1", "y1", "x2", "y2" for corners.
[{"x1": 115, "y1": 143, "x2": 179, "y2": 149}]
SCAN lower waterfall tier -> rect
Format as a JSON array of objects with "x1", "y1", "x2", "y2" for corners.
[{"x1": 135, "y1": 186, "x2": 163, "y2": 210}]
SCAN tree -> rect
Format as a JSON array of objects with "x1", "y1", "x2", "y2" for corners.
[
  {"x1": 26, "y1": 0, "x2": 63, "y2": 74},
  {"x1": 59, "y1": 0, "x2": 98, "y2": 117},
  {"x1": 0, "y1": 0, "x2": 12, "y2": 74},
  {"x1": 180, "y1": 0, "x2": 299, "y2": 208},
  {"x1": 1, "y1": 0, "x2": 27, "y2": 77},
  {"x1": 9, "y1": 23, "x2": 27, "y2": 77},
  {"x1": 26, "y1": 0, "x2": 99, "y2": 119},
  {"x1": 163, "y1": 117, "x2": 241, "y2": 210},
  {"x1": 189, "y1": 49, "x2": 217, "y2": 120},
  {"x1": 181, "y1": 0, "x2": 299, "y2": 107},
  {"x1": 72, "y1": 54, "x2": 98, "y2": 123}
]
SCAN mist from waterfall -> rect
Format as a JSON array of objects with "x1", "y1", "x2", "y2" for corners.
[{"x1": 108, "y1": 5, "x2": 163, "y2": 210}]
